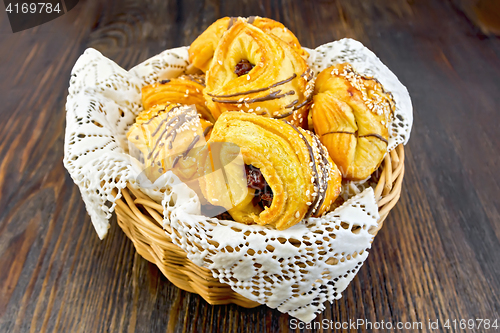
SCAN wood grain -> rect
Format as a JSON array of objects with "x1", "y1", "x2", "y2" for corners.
[{"x1": 0, "y1": 0, "x2": 499, "y2": 332}]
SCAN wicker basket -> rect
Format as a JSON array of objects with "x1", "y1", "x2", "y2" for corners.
[{"x1": 113, "y1": 144, "x2": 405, "y2": 308}]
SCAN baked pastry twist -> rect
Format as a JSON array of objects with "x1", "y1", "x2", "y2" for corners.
[
  {"x1": 141, "y1": 75, "x2": 214, "y2": 122},
  {"x1": 200, "y1": 118, "x2": 213, "y2": 141},
  {"x1": 203, "y1": 20, "x2": 313, "y2": 127},
  {"x1": 311, "y1": 63, "x2": 394, "y2": 180},
  {"x1": 249, "y1": 16, "x2": 308, "y2": 58},
  {"x1": 199, "y1": 112, "x2": 341, "y2": 230},
  {"x1": 127, "y1": 103, "x2": 207, "y2": 182},
  {"x1": 189, "y1": 16, "x2": 308, "y2": 72}
]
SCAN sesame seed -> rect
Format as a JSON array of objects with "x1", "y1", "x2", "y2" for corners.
[{"x1": 218, "y1": 60, "x2": 223, "y2": 65}]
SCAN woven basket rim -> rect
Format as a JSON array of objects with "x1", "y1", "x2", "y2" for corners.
[{"x1": 113, "y1": 143, "x2": 405, "y2": 307}]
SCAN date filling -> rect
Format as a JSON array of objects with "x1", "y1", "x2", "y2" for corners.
[
  {"x1": 245, "y1": 164, "x2": 273, "y2": 209},
  {"x1": 234, "y1": 59, "x2": 254, "y2": 76}
]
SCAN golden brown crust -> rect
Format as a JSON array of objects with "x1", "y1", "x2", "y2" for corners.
[
  {"x1": 301, "y1": 129, "x2": 342, "y2": 216},
  {"x1": 250, "y1": 17, "x2": 309, "y2": 59},
  {"x1": 189, "y1": 16, "x2": 308, "y2": 73},
  {"x1": 203, "y1": 20, "x2": 313, "y2": 127},
  {"x1": 311, "y1": 63, "x2": 394, "y2": 180},
  {"x1": 189, "y1": 17, "x2": 232, "y2": 73},
  {"x1": 199, "y1": 118, "x2": 213, "y2": 141},
  {"x1": 141, "y1": 75, "x2": 214, "y2": 122},
  {"x1": 127, "y1": 103, "x2": 207, "y2": 182},
  {"x1": 199, "y1": 112, "x2": 341, "y2": 230}
]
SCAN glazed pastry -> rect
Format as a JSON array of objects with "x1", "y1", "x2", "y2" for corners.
[
  {"x1": 250, "y1": 16, "x2": 308, "y2": 59},
  {"x1": 311, "y1": 63, "x2": 394, "y2": 180},
  {"x1": 200, "y1": 118, "x2": 213, "y2": 141},
  {"x1": 199, "y1": 112, "x2": 342, "y2": 230},
  {"x1": 204, "y1": 20, "x2": 314, "y2": 127},
  {"x1": 141, "y1": 75, "x2": 214, "y2": 122},
  {"x1": 189, "y1": 16, "x2": 308, "y2": 72},
  {"x1": 127, "y1": 103, "x2": 207, "y2": 182}
]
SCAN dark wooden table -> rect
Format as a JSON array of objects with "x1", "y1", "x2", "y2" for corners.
[{"x1": 1, "y1": 0, "x2": 499, "y2": 332}]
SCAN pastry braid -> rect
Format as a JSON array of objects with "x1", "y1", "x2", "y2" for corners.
[
  {"x1": 199, "y1": 112, "x2": 341, "y2": 230},
  {"x1": 141, "y1": 75, "x2": 214, "y2": 122},
  {"x1": 204, "y1": 20, "x2": 313, "y2": 127},
  {"x1": 127, "y1": 103, "x2": 207, "y2": 182},
  {"x1": 311, "y1": 63, "x2": 394, "y2": 180},
  {"x1": 189, "y1": 16, "x2": 308, "y2": 72}
]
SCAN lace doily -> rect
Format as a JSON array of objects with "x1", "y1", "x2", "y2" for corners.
[{"x1": 64, "y1": 40, "x2": 412, "y2": 322}]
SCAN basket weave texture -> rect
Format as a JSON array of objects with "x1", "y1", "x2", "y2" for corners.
[{"x1": 113, "y1": 144, "x2": 405, "y2": 308}]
